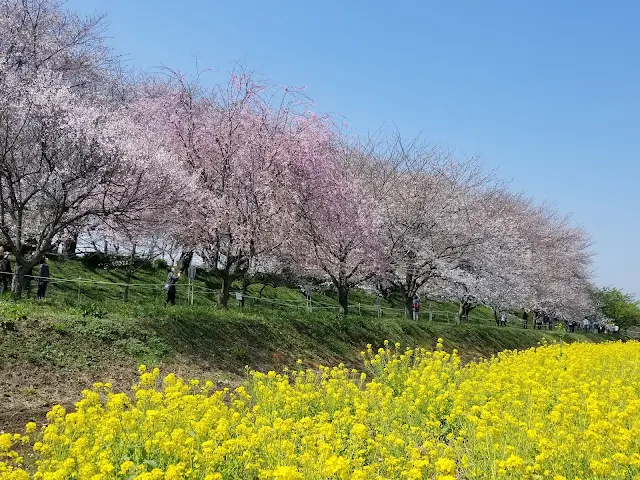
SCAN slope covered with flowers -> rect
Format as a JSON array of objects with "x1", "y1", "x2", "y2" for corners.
[{"x1": 2, "y1": 340, "x2": 640, "y2": 480}]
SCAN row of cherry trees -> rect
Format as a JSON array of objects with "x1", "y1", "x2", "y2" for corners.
[
  {"x1": 0, "y1": 0, "x2": 594, "y2": 319},
  {"x1": 347, "y1": 136, "x2": 593, "y2": 320}
]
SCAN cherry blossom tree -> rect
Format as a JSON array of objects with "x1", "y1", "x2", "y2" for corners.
[
  {"x1": 431, "y1": 190, "x2": 594, "y2": 323},
  {"x1": 522, "y1": 207, "x2": 594, "y2": 319},
  {"x1": 0, "y1": 0, "x2": 173, "y2": 294},
  {"x1": 140, "y1": 69, "x2": 339, "y2": 307},
  {"x1": 359, "y1": 133, "x2": 497, "y2": 314},
  {"x1": 432, "y1": 190, "x2": 535, "y2": 323},
  {"x1": 289, "y1": 140, "x2": 383, "y2": 315},
  {"x1": 362, "y1": 132, "x2": 594, "y2": 321}
]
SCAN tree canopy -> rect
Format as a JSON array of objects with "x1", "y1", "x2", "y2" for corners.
[{"x1": 594, "y1": 287, "x2": 640, "y2": 328}]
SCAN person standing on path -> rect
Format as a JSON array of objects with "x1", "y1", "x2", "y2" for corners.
[
  {"x1": 165, "y1": 267, "x2": 181, "y2": 305},
  {"x1": 37, "y1": 257, "x2": 50, "y2": 300}
]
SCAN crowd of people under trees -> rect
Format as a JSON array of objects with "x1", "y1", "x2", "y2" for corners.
[
  {"x1": 0, "y1": 0, "x2": 603, "y2": 325},
  {"x1": 493, "y1": 308, "x2": 619, "y2": 333}
]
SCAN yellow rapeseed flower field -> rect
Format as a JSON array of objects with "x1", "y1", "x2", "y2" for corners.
[{"x1": 2, "y1": 339, "x2": 640, "y2": 479}]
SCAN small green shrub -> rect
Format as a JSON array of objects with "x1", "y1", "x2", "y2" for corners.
[
  {"x1": 0, "y1": 302, "x2": 27, "y2": 330},
  {"x1": 82, "y1": 303, "x2": 108, "y2": 319}
]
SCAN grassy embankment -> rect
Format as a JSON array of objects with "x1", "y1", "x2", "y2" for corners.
[{"x1": 0, "y1": 257, "x2": 613, "y2": 430}]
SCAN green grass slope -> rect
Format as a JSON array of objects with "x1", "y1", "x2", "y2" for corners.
[{"x1": 12, "y1": 256, "x2": 497, "y2": 322}]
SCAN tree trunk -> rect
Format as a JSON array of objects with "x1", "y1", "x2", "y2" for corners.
[
  {"x1": 463, "y1": 304, "x2": 475, "y2": 322},
  {"x1": 338, "y1": 284, "x2": 349, "y2": 316},
  {"x1": 10, "y1": 242, "x2": 51, "y2": 297},
  {"x1": 11, "y1": 269, "x2": 26, "y2": 297},
  {"x1": 493, "y1": 308, "x2": 499, "y2": 326},
  {"x1": 456, "y1": 302, "x2": 464, "y2": 325},
  {"x1": 11, "y1": 258, "x2": 39, "y2": 297},
  {"x1": 219, "y1": 273, "x2": 232, "y2": 308},
  {"x1": 404, "y1": 269, "x2": 415, "y2": 318},
  {"x1": 178, "y1": 251, "x2": 194, "y2": 274},
  {"x1": 405, "y1": 294, "x2": 414, "y2": 318}
]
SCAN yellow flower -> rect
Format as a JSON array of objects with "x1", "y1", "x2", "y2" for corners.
[
  {"x1": 271, "y1": 465, "x2": 302, "y2": 479},
  {"x1": 6, "y1": 341, "x2": 640, "y2": 480},
  {"x1": 118, "y1": 460, "x2": 134, "y2": 475},
  {"x1": 435, "y1": 458, "x2": 456, "y2": 475}
]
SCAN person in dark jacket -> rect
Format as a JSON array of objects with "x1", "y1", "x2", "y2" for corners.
[
  {"x1": 0, "y1": 249, "x2": 12, "y2": 294},
  {"x1": 37, "y1": 258, "x2": 50, "y2": 300},
  {"x1": 24, "y1": 264, "x2": 35, "y2": 295},
  {"x1": 165, "y1": 267, "x2": 181, "y2": 305}
]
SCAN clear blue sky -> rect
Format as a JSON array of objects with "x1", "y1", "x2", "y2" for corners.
[{"x1": 66, "y1": 0, "x2": 640, "y2": 297}]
